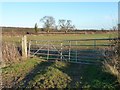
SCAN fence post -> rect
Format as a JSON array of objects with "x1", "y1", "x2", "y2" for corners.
[
  {"x1": 69, "y1": 41, "x2": 71, "y2": 61},
  {"x1": 28, "y1": 41, "x2": 31, "y2": 57},
  {"x1": 22, "y1": 35, "x2": 27, "y2": 58},
  {"x1": 60, "y1": 42, "x2": 63, "y2": 61},
  {"x1": 47, "y1": 41, "x2": 50, "y2": 60},
  {"x1": 76, "y1": 41, "x2": 78, "y2": 62}
]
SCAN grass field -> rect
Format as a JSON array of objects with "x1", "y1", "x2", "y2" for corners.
[
  {"x1": 3, "y1": 33, "x2": 117, "y2": 43},
  {"x1": 2, "y1": 58, "x2": 119, "y2": 88},
  {"x1": 2, "y1": 32, "x2": 119, "y2": 88}
]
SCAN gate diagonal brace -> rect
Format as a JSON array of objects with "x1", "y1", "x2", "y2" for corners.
[
  {"x1": 32, "y1": 42, "x2": 49, "y2": 56},
  {"x1": 49, "y1": 42, "x2": 67, "y2": 61}
]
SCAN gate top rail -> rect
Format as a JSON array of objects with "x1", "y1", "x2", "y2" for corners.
[{"x1": 30, "y1": 38, "x2": 120, "y2": 42}]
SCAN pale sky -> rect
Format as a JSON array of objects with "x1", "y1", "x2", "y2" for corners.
[{"x1": 1, "y1": 2, "x2": 118, "y2": 29}]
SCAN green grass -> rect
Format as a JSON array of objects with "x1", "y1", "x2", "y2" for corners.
[
  {"x1": 2, "y1": 58, "x2": 119, "y2": 88},
  {"x1": 3, "y1": 33, "x2": 117, "y2": 51},
  {"x1": 2, "y1": 32, "x2": 119, "y2": 88},
  {"x1": 2, "y1": 58, "x2": 41, "y2": 88},
  {"x1": 2, "y1": 58, "x2": 40, "y2": 75},
  {"x1": 3, "y1": 33, "x2": 117, "y2": 43}
]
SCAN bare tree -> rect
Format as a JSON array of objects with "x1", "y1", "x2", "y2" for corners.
[
  {"x1": 58, "y1": 19, "x2": 66, "y2": 30},
  {"x1": 40, "y1": 16, "x2": 55, "y2": 32},
  {"x1": 58, "y1": 19, "x2": 75, "y2": 32},
  {"x1": 112, "y1": 26, "x2": 118, "y2": 31}
]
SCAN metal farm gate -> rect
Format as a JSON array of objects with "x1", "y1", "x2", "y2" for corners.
[{"x1": 28, "y1": 38, "x2": 117, "y2": 64}]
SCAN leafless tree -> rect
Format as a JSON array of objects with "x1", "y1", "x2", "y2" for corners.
[
  {"x1": 58, "y1": 19, "x2": 75, "y2": 32},
  {"x1": 58, "y1": 19, "x2": 66, "y2": 30},
  {"x1": 40, "y1": 16, "x2": 55, "y2": 32}
]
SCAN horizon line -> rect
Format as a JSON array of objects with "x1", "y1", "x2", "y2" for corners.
[{"x1": 1, "y1": 26, "x2": 115, "y2": 30}]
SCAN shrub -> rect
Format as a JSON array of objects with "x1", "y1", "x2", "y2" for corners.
[
  {"x1": 2, "y1": 42, "x2": 22, "y2": 66},
  {"x1": 103, "y1": 38, "x2": 120, "y2": 83}
]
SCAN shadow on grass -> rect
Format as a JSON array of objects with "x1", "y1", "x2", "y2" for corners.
[
  {"x1": 15, "y1": 61, "x2": 54, "y2": 88},
  {"x1": 53, "y1": 61, "x2": 119, "y2": 88},
  {"x1": 52, "y1": 62, "x2": 83, "y2": 88},
  {"x1": 12, "y1": 59, "x2": 119, "y2": 89}
]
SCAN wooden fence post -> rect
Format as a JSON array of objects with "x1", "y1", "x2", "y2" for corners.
[
  {"x1": 76, "y1": 41, "x2": 78, "y2": 62},
  {"x1": 22, "y1": 35, "x2": 27, "y2": 58},
  {"x1": 69, "y1": 41, "x2": 71, "y2": 61}
]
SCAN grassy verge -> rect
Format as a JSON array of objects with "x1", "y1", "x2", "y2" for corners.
[
  {"x1": 2, "y1": 58, "x2": 119, "y2": 89},
  {"x1": 2, "y1": 58, "x2": 41, "y2": 88}
]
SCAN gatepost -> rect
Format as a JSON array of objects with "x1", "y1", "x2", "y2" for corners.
[{"x1": 22, "y1": 35, "x2": 27, "y2": 58}]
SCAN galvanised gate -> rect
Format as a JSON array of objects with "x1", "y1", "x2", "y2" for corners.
[{"x1": 28, "y1": 38, "x2": 118, "y2": 64}]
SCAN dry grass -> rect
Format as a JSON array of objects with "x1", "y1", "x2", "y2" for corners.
[
  {"x1": 2, "y1": 42, "x2": 22, "y2": 66},
  {"x1": 103, "y1": 38, "x2": 120, "y2": 83}
]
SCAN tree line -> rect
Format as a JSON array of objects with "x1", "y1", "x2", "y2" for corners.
[{"x1": 34, "y1": 16, "x2": 75, "y2": 33}]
